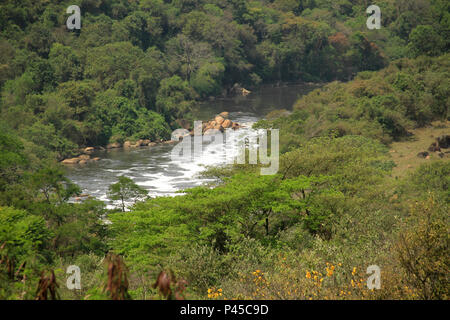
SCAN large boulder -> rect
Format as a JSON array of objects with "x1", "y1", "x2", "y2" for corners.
[
  {"x1": 203, "y1": 123, "x2": 214, "y2": 132},
  {"x1": 62, "y1": 158, "x2": 80, "y2": 165},
  {"x1": 78, "y1": 154, "x2": 90, "y2": 160},
  {"x1": 123, "y1": 141, "x2": 133, "y2": 148},
  {"x1": 437, "y1": 135, "x2": 450, "y2": 149},
  {"x1": 107, "y1": 142, "x2": 122, "y2": 149},
  {"x1": 213, "y1": 124, "x2": 224, "y2": 132},
  {"x1": 428, "y1": 142, "x2": 441, "y2": 152},
  {"x1": 417, "y1": 151, "x2": 429, "y2": 158},
  {"x1": 215, "y1": 116, "x2": 225, "y2": 125},
  {"x1": 84, "y1": 147, "x2": 95, "y2": 154},
  {"x1": 219, "y1": 112, "x2": 229, "y2": 118},
  {"x1": 222, "y1": 119, "x2": 232, "y2": 128},
  {"x1": 242, "y1": 88, "x2": 251, "y2": 96},
  {"x1": 230, "y1": 83, "x2": 251, "y2": 96}
]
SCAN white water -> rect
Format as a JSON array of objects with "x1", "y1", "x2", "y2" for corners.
[
  {"x1": 66, "y1": 83, "x2": 320, "y2": 209},
  {"x1": 67, "y1": 113, "x2": 261, "y2": 209}
]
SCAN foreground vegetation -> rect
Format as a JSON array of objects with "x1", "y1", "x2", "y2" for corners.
[{"x1": 0, "y1": 0, "x2": 449, "y2": 300}]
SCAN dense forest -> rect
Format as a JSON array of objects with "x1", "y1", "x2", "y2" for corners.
[{"x1": 0, "y1": 0, "x2": 449, "y2": 300}]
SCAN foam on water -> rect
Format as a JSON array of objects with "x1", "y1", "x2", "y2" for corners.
[
  {"x1": 66, "y1": 83, "x2": 321, "y2": 209},
  {"x1": 66, "y1": 113, "x2": 262, "y2": 209}
]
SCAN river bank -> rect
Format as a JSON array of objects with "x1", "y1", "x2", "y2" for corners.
[
  {"x1": 65, "y1": 83, "x2": 321, "y2": 205},
  {"x1": 60, "y1": 111, "x2": 243, "y2": 165}
]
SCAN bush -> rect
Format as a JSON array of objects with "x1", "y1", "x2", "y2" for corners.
[{"x1": 396, "y1": 196, "x2": 449, "y2": 299}]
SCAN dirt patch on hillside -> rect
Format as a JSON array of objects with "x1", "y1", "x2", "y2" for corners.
[{"x1": 389, "y1": 121, "x2": 449, "y2": 178}]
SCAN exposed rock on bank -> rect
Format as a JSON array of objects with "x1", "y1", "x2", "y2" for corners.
[
  {"x1": 61, "y1": 153, "x2": 102, "y2": 165},
  {"x1": 106, "y1": 142, "x2": 122, "y2": 149},
  {"x1": 229, "y1": 83, "x2": 251, "y2": 96}
]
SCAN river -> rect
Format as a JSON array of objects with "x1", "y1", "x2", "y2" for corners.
[{"x1": 65, "y1": 83, "x2": 319, "y2": 208}]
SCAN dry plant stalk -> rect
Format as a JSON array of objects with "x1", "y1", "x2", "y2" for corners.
[
  {"x1": 103, "y1": 253, "x2": 131, "y2": 300},
  {"x1": 153, "y1": 270, "x2": 187, "y2": 300},
  {"x1": 0, "y1": 242, "x2": 16, "y2": 279},
  {"x1": 35, "y1": 270, "x2": 59, "y2": 300}
]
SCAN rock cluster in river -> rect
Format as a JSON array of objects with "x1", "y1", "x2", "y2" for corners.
[
  {"x1": 61, "y1": 148, "x2": 102, "y2": 165},
  {"x1": 201, "y1": 112, "x2": 240, "y2": 134},
  {"x1": 61, "y1": 111, "x2": 240, "y2": 165}
]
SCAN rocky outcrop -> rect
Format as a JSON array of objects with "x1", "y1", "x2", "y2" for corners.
[
  {"x1": 78, "y1": 154, "x2": 90, "y2": 160},
  {"x1": 222, "y1": 119, "x2": 232, "y2": 128},
  {"x1": 199, "y1": 112, "x2": 240, "y2": 135},
  {"x1": 417, "y1": 151, "x2": 429, "y2": 158},
  {"x1": 426, "y1": 134, "x2": 449, "y2": 158},
  {"x1": 62, "y1": 158, "x2": 81, "y2": 165},
  {"x1": 215, "y1": 115, "x2": 225, "y2": 125},
  {"x1": 107, "y1": 142, "x2": 122, "y2": 149},
  {"x1": 428, "y1": 142, "x2": 441, "y2": 152},
  {"x1": 61, "y1": 153, "x2": 102, "y2": 165},
  {"x1": 437, "y1": 135, "x2": 450, "y2": 149},
  {"x1": 230, "y1": 84, "x2": 251, "y2": 96},
  {"x1": 123, "y1": 141, "x2": 134, "y2": 148},
  {"x1": 124, "y1": 139, "x2": 157, "y2": 148},
  {"x1": 61, "y1": 147, "x2": 103, "y2": 165}
]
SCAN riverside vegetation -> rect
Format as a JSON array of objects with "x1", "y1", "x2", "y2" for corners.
[{"x1": 0, "y1": 0, "x2": 449, "y2": 300}]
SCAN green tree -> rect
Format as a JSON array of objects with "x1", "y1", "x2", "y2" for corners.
[
  {"x1": 30, "y1": 166, "x2": 81, "y2": 207},
  {"x1": 408, "y1": 25, "x2": 445, "y2": 57},
  {"x1": 107, "y1": 176, "x2": 148, "y2": 212},
  {"x1": 48, "y1": 43, "x2": 82, "y2": 83},
  {"x1": 191, "y1": 61, "x2": 225, "y2": 97},
  {"x1": 84, "y1": 42, "x2": 144, "y2": 89},
  {"x1": 156, "y1": 75, "x2": 196, "y2": 122}
]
